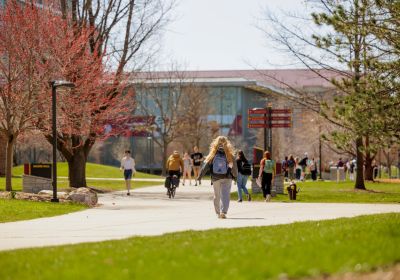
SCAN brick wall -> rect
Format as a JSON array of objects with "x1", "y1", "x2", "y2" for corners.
[{"x1": 0, "y1": 135, "x2": 6, "y2": 176}]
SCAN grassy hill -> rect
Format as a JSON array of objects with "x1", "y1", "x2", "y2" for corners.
[
  {"x1": 0, "y1": 162, "x2": 162, "y2": 191},
  {"x1": 12, "y1": 162, "x2": 160, "y2": 179}
]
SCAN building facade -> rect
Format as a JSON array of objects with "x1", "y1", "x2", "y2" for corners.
[{"x1": 91, "y1": 69, "x2": 338, "y2": 170}]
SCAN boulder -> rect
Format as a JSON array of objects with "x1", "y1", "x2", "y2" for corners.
[
  {"x1": 38, "y1": 190, "x2": 68, "y2": 199},
  {"x1": 67, "y1": 188, "x2": 98, "y2": 206},
  {"x1": 15, "y1": 192, "x2": 49, "y2": 202},
  {"x1": 0, "y1": 192, "x2": 12, "y2": 199}
]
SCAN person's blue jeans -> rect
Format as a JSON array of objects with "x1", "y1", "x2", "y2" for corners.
[{"x1": 237, "y1": 173, "x2": 249, "y2": 201}]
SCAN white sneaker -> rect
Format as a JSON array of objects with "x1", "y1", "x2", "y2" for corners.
[{"x1": 266, "y1": 195, "x2": 271, "y2": 202}]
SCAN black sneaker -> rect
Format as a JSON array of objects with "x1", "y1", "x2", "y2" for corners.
[
  {"x1": 199, "y1": 179, "x2": 202, "y2": 185},
  {"x1": 127, "y1": 192, "x2": 130, "y2": 196},
  {"x1": 237, "y1": 199, "x2": 242, "y2": 203},
  {"x1": 247, "y1": 194, "x2": 251, "y2": 201}
]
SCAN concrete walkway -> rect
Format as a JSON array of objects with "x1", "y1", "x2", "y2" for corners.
[
  {"x1": 0, "y1": 181, "x2": 399, "y2": 252},
  {"x1": 59, "y1": 176, "x2": 165, "y2": 182}
]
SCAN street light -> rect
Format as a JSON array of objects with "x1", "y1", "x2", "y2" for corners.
[
  {"x1": 50, "y1": 80, "x2": 75, "y2": 203},
  {"x1": 311, "y1": 117, "x2": 323, "y2": 180}
]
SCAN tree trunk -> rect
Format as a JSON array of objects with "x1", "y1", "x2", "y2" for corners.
[
  {"x1": 364, "y1": 154, "x2": 374, "y2": 181},
  {"x1": 5, "y1": 135, "x2": 16, "y2": 192},
  {"x1": 355, "y1": 137, "x2": 366, "y2": 190},
  {"x1": 46, "y1": 134, "x2": 95, "y2": 188},
  {"x1": 67, "y1": 146, "x2": 88, "y2": 188},
  {"x1": 387, "y1": 161, "x2": 392, "y2": 178},
  {"x1": 162, "y1": 141, "x2": 169, "y2": 176}
]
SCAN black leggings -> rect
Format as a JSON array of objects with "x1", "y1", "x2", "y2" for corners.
[
  {"x1": 311, "y1": 170, "x2": 317, "y2": 181},
  {"x1": 261, "y1": 172, "x2": 273, "y2": 198}
]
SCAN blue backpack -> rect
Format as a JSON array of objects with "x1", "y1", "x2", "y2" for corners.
[{"x1": 212, "y1": 153, "x2": 228, "y2": 175}]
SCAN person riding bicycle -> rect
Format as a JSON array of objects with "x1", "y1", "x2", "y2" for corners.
[{"x1": 166, "y1": 151, "x2": 184, "y2": 188}]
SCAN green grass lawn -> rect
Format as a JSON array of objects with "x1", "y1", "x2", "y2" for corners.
[
  {"x1": 0, "y1": 199, "x2": 87, "y2": 223},
  {"x1": 0, "y1": 177, "x2": 161, "y2": 192},
  {"x1": 0, "y1": 162, "x2": 162, "y2": 192},
  {"x1": 231, "y1": 180, "x2": 400, "y2": 203},
  {"x1": 0, "y1": 213, "x2": 398, "y2": 280},
  {"x1": 12, "y1": 162, "x2": 161, "y2": 179}
]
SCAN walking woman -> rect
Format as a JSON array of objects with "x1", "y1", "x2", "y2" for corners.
[
  {"x1": 258, "y1": 151, "x2": 276, "y2": 202},
  {"x1": 191, "y1": 146, "x2": 204, "y2": 186},
  {"x1": 182, "y1": 152, "x2": 193, "y2": 186},
  {"x1": 198, "y1": 136, "x2": 237, "y2": 219},
  {"x1": 309, "y1": 157, "x2": 317, "y2": 181},
  {"x1": 287, "y1": 155, "x2": 295, "y2": 180},
  {"x1": 236, "y1": 150, "x2": 251, "y2": 202}
]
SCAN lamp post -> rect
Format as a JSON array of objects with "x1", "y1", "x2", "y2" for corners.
[
  {"x1": 50, "y1": 80, "x2": 75, "y2": 203},
  {"x1": 311, "y1": 117, "x2": 323, "y2": 180},
  {"x1": 147, "y1": 136, "x2": 151, "y2": 174}
]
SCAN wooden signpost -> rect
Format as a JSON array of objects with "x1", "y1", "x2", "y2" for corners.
[{"x1": 247, "y1": 107, "x2": 292, "y2": 154}]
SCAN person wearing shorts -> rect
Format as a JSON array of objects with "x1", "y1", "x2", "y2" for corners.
[
  {"x1": 182, "y1": 152, "x2": 193, "y2": 186},
  {"x1": 191, "y1": 146, "x2": 204, "y2": 186},
  {"x1": 120, "y1": 150, "x2": 136, "y2": 196}
]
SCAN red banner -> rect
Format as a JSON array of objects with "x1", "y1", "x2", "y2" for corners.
[{"x1": 228, "y1": 115, "x2": 243, "y2": 136}]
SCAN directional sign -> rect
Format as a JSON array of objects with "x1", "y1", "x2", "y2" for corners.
[
  {"x1": 272, "y1": 116, "x2": 291, "y2": 121},
  {"x1": 248, "y1": 109, "x2": 267, "y2": 114},
  {"x1": 248, "y1": 123, "x2": 292, "y2": 128},
  {"x1": 248, "y1": 123, "x2": 268, "y2": 128},
  {"x1": 249, "y1": 108, "x2": 292, "y2": 115},
  {"x1": 271, "y1": 123, "x2": 292, "y2": 128},
  {"x1": 271, "y1": 109, "x2": 291, "y2": 114},
  {"x1": 248, "y1": 107, "x2": 292, "y2": 129},
  {"x1": 248, "y1": 116, "x2": 267, "y2": 121},
  {"x1": 248, "y1": 116, "x2": 291, "y2": 121}
]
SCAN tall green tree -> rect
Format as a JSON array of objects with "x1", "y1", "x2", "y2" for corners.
[{"x1": 262, "y1": 0, "x2": 399, "y2": 189}]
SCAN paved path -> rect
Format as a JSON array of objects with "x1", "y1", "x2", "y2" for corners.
[
  {"x1": 59, "y1": 176, "x2": 165, "y2": 182},
  {"x1": 1, "y1": 181, "x2": 399, "y2": 252}
]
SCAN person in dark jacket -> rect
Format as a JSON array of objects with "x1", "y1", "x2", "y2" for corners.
[
  {"x1": 236, "y1": 150, "x2": 251, "y2": 202},
  {"x1": 198, "y1": 136, "x2": 238, "y2": 219},
  {"x1": 287, "y1": 155, "x2": 295, "y2": 180},
  {"x1": 299, "y1": 153, "x2": 308, "y2": 181}
]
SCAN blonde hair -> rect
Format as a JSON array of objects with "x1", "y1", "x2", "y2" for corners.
[{"x1": 205, "y1": 136, "x2": 235, "y2": 164}]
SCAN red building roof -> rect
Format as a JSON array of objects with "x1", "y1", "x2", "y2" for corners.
[{"x1": 132, "y1": 69, "x2": 340, "y2": 90}]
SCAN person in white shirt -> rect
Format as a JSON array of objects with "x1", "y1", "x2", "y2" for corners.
[{"x1": 120, "y1": 150, "x2": 136, "y2": 196}]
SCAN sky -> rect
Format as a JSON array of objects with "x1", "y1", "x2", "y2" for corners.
[{"x1": 160, "y1": 0, "x2": 307, "y2": 70}]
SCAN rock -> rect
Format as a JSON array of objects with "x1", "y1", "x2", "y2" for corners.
[
  {"x1": 38, "y1": 190, "x2": 68, "y2": 199},
  {"x1": 15, "y1": 192, "x2": 49, "y2": 202},
  {"x1": 67, "y1": 188, "x2": 98, "y2": 206},
  {"x1": 0, "y1": 192, "x2": 12, "y2": 199}
]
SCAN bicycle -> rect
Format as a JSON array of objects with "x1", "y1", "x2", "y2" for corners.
[{"x1": 166, "y1": 174, "x2": 179, "y2": 199}]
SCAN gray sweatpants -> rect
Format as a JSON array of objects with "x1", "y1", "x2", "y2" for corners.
[{"x1": 212, "y1": 179, "x2": 232, "y2": 214}]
